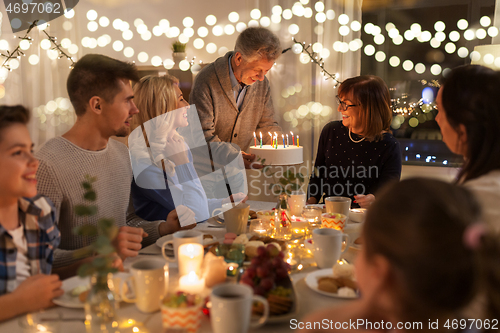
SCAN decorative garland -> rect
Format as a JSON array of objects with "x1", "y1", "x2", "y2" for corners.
[
  {"x1": 41, "y1": 25, "x2": 75, "y2": 68},
  {"x1": 0, "y1": 20, "x2": 75, "y2": 71},
  {"x1": 292, "y1": 37, "x2": 342, "y2": 88},
  {"x1": 0, "y1": 21, "x2": 37, "y2": 71}
]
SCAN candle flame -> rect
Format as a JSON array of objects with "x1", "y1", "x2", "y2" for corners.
[
  {"x1": 36, "y1": 325, "x2": 48, "y2": 332},
  {"x1": 260, "y1": 132, "x2": 262, "y2": 138},
  {"x1": 253, "y1": 132, "x2": 256, "y2": 137}
]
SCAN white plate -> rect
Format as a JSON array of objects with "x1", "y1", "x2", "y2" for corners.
[
  {"x1": 53, "y1": 272, "x2": 131, "y2": 308},
  {"x1": 304, "y1": 269, "x2": 359, "y2": 299},
  {"x1": 155, "y1": 233, "x2": 219, "y2": 249},
  {"x1": 207, "y1": 216, "x2": 225, "y2": 228}
]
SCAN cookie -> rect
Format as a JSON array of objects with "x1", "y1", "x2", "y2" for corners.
[
  {"x1": 335, "y1": 276, "x2": 358, "y2": 290},
  {"x1": 317, "y1": 277, "x2": 339, "y2": 293}
]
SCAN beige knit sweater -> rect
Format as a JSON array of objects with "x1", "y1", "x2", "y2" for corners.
[
  {"x1": 35, "y1": 137, "x2": 162, "y2": 268},
  {"x1": 190, "y1": 52, "x2": 281, "y2": 155}
]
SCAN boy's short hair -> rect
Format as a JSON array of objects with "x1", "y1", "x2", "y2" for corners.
[
  {"x1": 67, "y1": 54, "x2": 139, "y2": 116},
  {"x1": 0, "y1": 105, "x2": 30, "y2": 141}
]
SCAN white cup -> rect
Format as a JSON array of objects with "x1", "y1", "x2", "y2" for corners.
[
  {"x1": 325, "y1": 196, "x2": 351, "y2": 219},
  {"x1": 312, "y1": 228, "x2": 349, "y2": 269},
  {"x1": 210, "y1": 283, "x2": 269, "y2": 333},
  {"x1": 161, "y1": 230, "x2": 203, "y2": 262},
  {"x1": 212, "y1": 202, "x2": 234, "y2": 218},
  {"x1": 213, "y1": 203, "x2": 250, "y2": 235},
  {"x1": 288, "y1": 190, "x2": 306, "y2": 216},
  {"x1": 121, "y1": 258, "x2": 168, "y2": 313}
]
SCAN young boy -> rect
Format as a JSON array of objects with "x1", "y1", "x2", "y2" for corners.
[{"x1": 0, "y1": 105, "x2": 62, "y2": 321}]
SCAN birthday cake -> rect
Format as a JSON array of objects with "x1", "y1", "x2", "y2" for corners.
[{"x1": 249, "y1": 145, "x2": 303, "y2": 166}]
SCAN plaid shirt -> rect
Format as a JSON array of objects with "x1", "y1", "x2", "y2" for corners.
[{"x1": 0, "y1": 195, "x2": 60, "y2": 294}]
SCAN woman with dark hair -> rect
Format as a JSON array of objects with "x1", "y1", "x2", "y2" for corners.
[
  {"x1": 436, "y1": 65, "x2": 500, "y2": 232},
  {"x1": 307, "y1": 75, "x2": 402, "y2": 208},
  {"x1": 300, "y1": 178, "x2": 500, "y2": 332}
]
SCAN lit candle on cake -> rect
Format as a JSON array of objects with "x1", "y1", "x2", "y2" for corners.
[
  {"x1": 297, "y1": 135, "x2": 299, "y2": 147},
  {"x1": 269, "y1": 132, "x2": 273, "y2": 147},
  {"x1": 286, "y1": 134, "x2": 289, "y2": 147},
  {"x1": 260, "y1": 132, "x2": 262, "y2": 148},
  {"x1": 253, "y1": 132, "x2": 257, "y2": 147},
  {"x1": 291, "y1": 132, "x2": 295, "y2": 146},
  {"x1": 282, "y1": 134, "x2": 285, "y2": 148}
]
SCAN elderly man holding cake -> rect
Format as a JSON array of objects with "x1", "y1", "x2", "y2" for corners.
[{"x1": 190, "y1": 27, "x2": 282, "y2": 170}]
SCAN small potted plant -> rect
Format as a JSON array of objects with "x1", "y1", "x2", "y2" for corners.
[{"x1": 172, "y1": 41, "x2": 187, "y2": 69}]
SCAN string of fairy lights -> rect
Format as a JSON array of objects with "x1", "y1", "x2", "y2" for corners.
[
  {"x1": 0, "y1": 20, "x2": 75, "y2": 73},
  {"x1": 0, "y1": 2, "x2": 496, "y2": 133},
  {"x1": 292, "y1": 37, "x2": 342, "y2": 87}
]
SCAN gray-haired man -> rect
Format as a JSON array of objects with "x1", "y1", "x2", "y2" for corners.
[{"x1": 190, "y1": 27, "x2": 282, "y2": 170}]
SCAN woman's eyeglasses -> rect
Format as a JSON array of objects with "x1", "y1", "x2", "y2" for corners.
[{"x1": 336, "y1": 95, "x2": 358, "y2": 111}]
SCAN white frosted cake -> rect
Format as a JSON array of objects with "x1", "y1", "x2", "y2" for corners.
[{"x1": 249, "y1": 145, "x2": 303, "y2": 165}]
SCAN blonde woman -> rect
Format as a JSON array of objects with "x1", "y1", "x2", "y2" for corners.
[{"x1": 129, "y1": 75, "x2": 242, "y2": 223}]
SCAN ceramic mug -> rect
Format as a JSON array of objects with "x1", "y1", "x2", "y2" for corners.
[
  {"x1": 288, "y1": 190, "x2": 306, "y2": 216},
  {"x1": 210, "y1": 283, "x2": 269, "y2": 333},
  {"x1": 211, "y1": 202, "x2": 234, "y2": 220},
  {"x1": 312, "y1": 228, "x2": 349, "y2": 269},
  {"x1": 121, "y1": 258, "x2": 168, "y2": 313},
  {"x1": 325, "y1": 196, "x2": 351, "y2": 219},
  {"x1": 213, "y1": 203, "x2": 250, "y2": 235}
]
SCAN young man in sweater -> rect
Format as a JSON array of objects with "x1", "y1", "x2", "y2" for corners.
[{"x1": 36, "y1": 54, "x2": 193, "y2": 277}]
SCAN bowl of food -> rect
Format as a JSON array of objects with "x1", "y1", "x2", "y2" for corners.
[
  {"x1": 161, "y1": 292, "x2": 203, "y2": 333},
  {"x1": 257, "y1": 210, "x2": 275, "y2": 228},
  {"x1": 349, "y1": 208, "x2": 367, "y2": 223},
  {"x1": 321, "y1": 213, "x2": 347, "y2": 231}
]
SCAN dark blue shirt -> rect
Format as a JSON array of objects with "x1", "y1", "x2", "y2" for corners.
[{"x1": 308, "y1": 121, "x2": 402, "y2": 205}]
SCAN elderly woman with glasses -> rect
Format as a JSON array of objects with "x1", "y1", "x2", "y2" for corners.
[{"x1": 307, "y1": 75, "x2": 402, "y2": 208}]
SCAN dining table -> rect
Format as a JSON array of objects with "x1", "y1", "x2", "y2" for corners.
[{"x1": 1, "y1": 200, "x2": 362, "y2": 333}]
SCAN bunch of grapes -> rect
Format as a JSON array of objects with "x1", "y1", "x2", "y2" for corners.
[{"x1": 240, "y1": 244, "x2": 291, "y2": 296}]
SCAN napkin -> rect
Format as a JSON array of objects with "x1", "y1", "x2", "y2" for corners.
[{"x1": 176, "y1": 205, "x2": 196, "y2": 227}]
